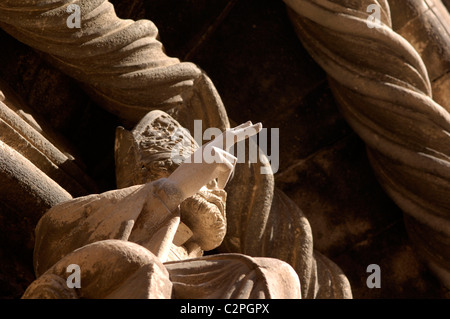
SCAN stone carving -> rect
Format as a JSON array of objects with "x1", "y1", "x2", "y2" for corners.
[
  {"x1": 114, "y1": 111, "x2": 352, "y2": 298},
  {"x1": 115, "y1": 111, "x2": 227, "y2": 254},
  {"x1": 23, "y1": 240, "x2": 173, "y2": 299},
  {"x1": 22, "y1": 113, "x2": 302, "y2": 299},
  {"x1": 0, "y1": 81, "x2": 96, "y2": 197},
  {"x1": 284, "y1": 0, "x2": 450, "y2": 288},
  {"x1": 220, "y1": 137, "x2": 353, "y2": 298},
  {"x1": 0, "y1": 82, "x2": 97, "y2": 288},
  {"x1": 387, "y1": 0, "x2": 450, "y2": 111},
  {"x1": 0, "y1": 138, "x2": 72, "y2": 223},
  {"x1": 0, "y1": 0, "x2": 356, "y2": 299},
  {"x1": 0, "y1": 0, "x2": 447, "y2": 298},
  {"x1": 0, "y1": 0, "x2": 229, "y2": 131}
]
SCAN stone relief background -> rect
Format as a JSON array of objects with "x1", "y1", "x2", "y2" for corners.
[{"x1": 0, "y1": 0, "x2": 449, "y2": 298}]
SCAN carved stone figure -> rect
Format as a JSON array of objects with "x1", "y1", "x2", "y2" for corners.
[
  {"x1": 1, "y1": 0, "x2": 449, "y2": 299},
  {"x1": 0, "y1": 0, "x2": 352, "y2": 298},
  {"x1": 114, "y1": 111, "x2": 353, "y2": 298},
  {"x1": 22, "y1": 113, "x2": 302, "y2": 299}
]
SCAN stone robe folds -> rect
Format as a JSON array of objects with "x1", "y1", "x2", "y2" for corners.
[{"x1": 24, "y1": 180, "x2": 301, "y2": 299}]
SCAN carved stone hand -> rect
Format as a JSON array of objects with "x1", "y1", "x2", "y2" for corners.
[{"x1": 167, "y1": 122, "x2": 262, "y2": 201}]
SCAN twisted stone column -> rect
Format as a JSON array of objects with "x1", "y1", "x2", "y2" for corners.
[
  {"x1": 284, "y1": 0, "x2": 450, "y2": 288},
  {"x1": 0, "y1": 0, "x2": 229, "y2": 130}
]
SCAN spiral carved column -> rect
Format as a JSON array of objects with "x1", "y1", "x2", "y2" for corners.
[{"x1": 284, "y1": 0, "x2": 450, "y2": 288}]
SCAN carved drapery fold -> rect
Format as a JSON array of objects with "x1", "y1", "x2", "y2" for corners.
[
  {"x1": 0, "y1": 0, "x2": 229, "y2": 130},
  {"x1": 223, "y1": 156, "x2": 352, "y2": 298}
]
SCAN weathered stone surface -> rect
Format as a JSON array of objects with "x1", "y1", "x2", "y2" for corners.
[
  {"x1": 25, "y1": 239, "x2": 302, "y2": 299},
  {"x1": 23, "y1": 240, "x2": 173, "y2": 299},
  {"x1": 332, "y1": 221, "x2": 448, "y2": 299},
  {"x1": 1, "y1": 0, "x2": 449, "y2": 299},
  {"x1": 0, "y1": 0, "x2": 230, "y2": 131},
  {"x1": 0, "y1": 87, "x2": 96, "y2": 197},
  {"x1": 143, "y1": 0, "x2": 233, "y2": 60},
  {"x1": 0, "y1": 29, "x2": 120, "y2": 192},
  {"x1": 275, "y1": 134, "x2": 446, "y2": 298},
  {"x1": 0, "y1": 81, "x2": 103, "y2": 298},
  {"x1": 27, "y1": 113, "x2": 302, "y2": 299},
  {"x1": 181, "y1": 0, "x2": 447, "y2": 298},
  {"x1": 284, "y1": 0, "x2": 450, "y2": 291},
  {"x1": 115, "y1": 111, "x2": 228, "y2": 253},
  {"x1": 165, "y1": 253, "x2": 301, "y2": 299},
  {"x1": 389, "y1": 0, "x2": 450, "y2": 111},
  {"x1": 187, "y1": 0, "x2": 352, "y2": 173},
  {"x1": 222, "y1": 147, "x2": 352, "y2": 298},
  {"x1": 0, "y1": 139, "x2": 72, "y2": 298}
]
